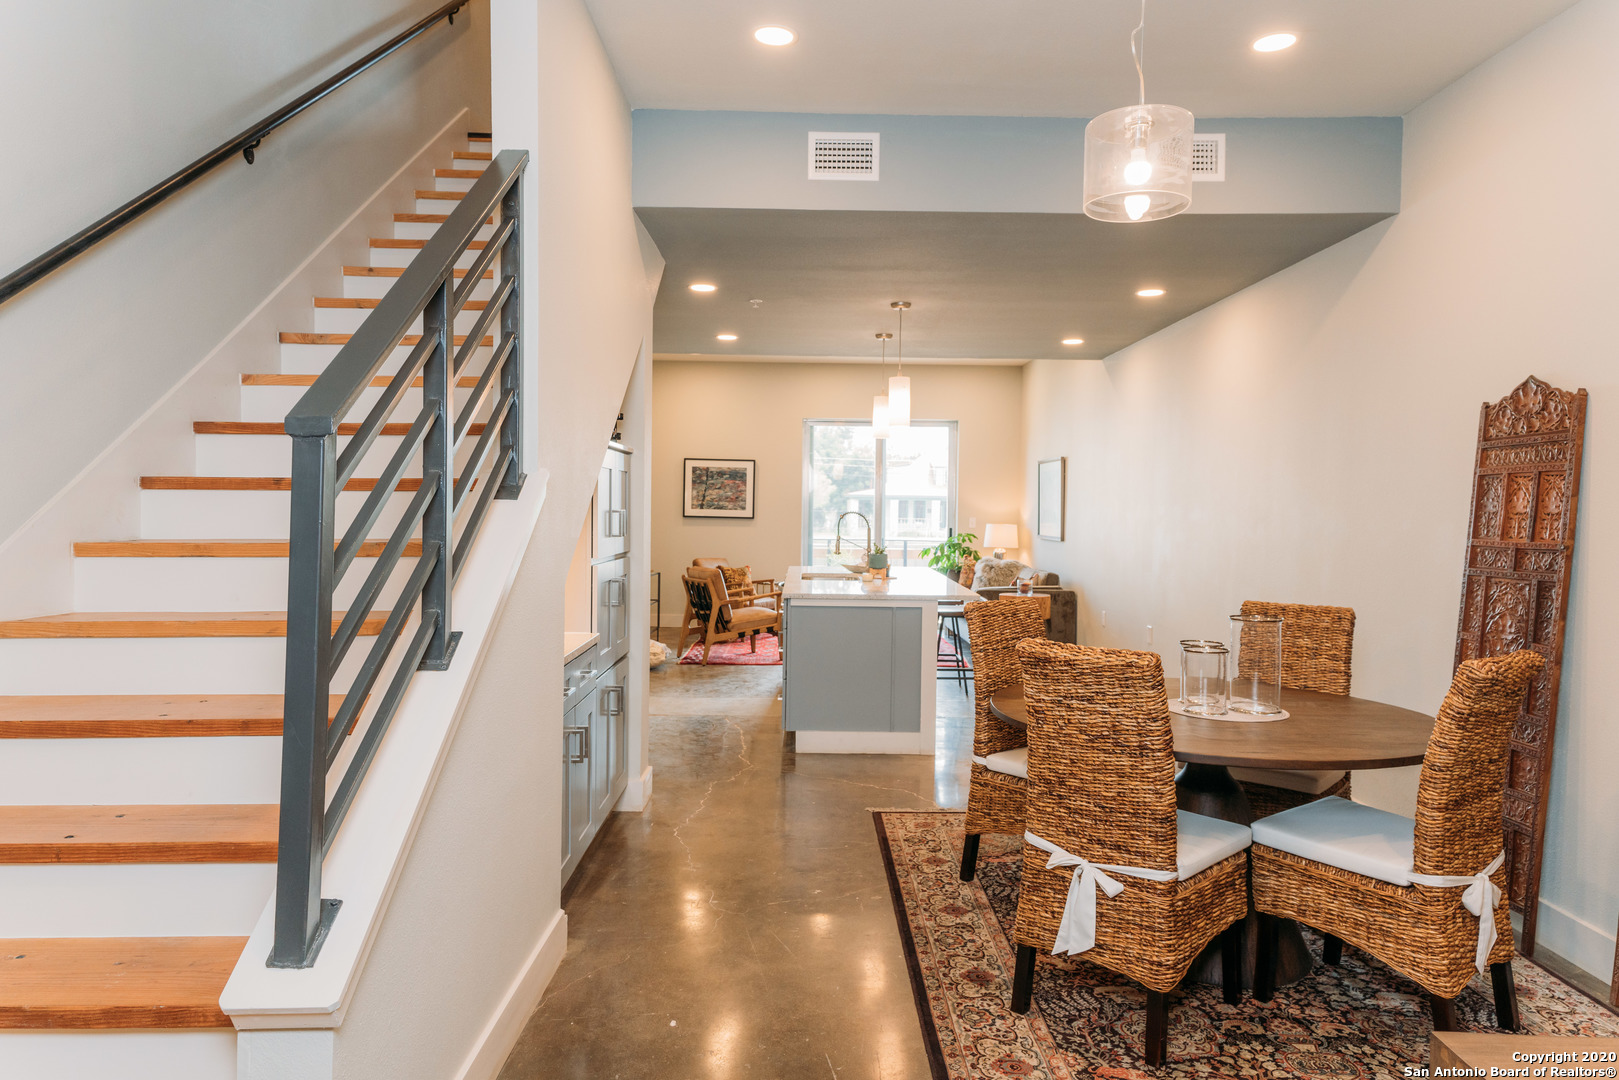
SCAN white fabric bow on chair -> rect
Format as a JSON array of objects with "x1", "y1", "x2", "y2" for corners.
[
  {"x1": 1024, "y1": 831, "x2": 1179, "y2": 955},
  {"x1": 1408, "y1": 850, "x2": 1505, "y2": 973}
]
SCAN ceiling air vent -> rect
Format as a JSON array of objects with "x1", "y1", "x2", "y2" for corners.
[
  {"x1": 1191, "y1": 133, "x2": 1225, "y2": 182},
  {"x1": 809, "y1": 132, "x2": 879, "y2": 181}
]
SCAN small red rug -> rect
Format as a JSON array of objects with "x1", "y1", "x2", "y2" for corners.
[{"x1": 678, "y1": 635, "x2": 782, "y2": 665}]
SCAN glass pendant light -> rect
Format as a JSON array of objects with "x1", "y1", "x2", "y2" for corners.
[
  {"x1": 871, "y1": 333, "x2": 892, "y2": 439},
  {"x1": 888, "y1": 301, "x2": 912, "y2": 428},
  {"x1": 1083, "y1": 0, "x2": 1193, "y2": 223}
]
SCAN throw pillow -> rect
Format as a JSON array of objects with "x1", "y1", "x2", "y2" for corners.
[
  {"x1": 972, "y1": 557, "x2": 1027, "y2": 590},
  {"x1": 720, "y1": 565, "x2": 754, "y2": 600}
]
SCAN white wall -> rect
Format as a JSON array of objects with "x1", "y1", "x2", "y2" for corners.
[
  {"x1": 0, "y1": 0, "x2": 490, "y2": 548},
  {"x1": 324, "y1": 1, "x2": 660, "y2": 1077},
  {"x1": 652, "y1": 360, "x2": 1026, "y2": 610},
  {"x1": 1023, "y1": 0, "x2": 1618, "y2": 980}
]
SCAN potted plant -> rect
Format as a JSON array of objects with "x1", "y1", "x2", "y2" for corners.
[
  {"x1": 918, "y1": 532, "x2": 979, "y2": 581},
  {"x1": 867, "y1": 545, "x2": 889, "y2": 573}
]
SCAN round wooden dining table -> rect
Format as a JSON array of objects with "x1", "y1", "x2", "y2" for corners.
[{"x1": 988, "y1": 677, "x2": 1434, "y2": 989}]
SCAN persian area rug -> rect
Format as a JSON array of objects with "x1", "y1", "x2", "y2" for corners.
[
  {"x1": 678, "y1": 634, "x2": 782, "y2": 665},
  {"x1": 873, "y1": 810, "x2": 1619, "y2": 1079}
]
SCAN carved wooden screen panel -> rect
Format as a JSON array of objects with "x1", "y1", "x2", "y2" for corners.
[{"x1": 1454, "y1": 376, "x2": 1587, "y2": 956}]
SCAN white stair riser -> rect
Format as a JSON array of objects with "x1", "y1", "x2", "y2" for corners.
[
  {"x1": 309, "y1": 305, "x2": 492, "y2": 335},
  {"x1": 278, "y1": 340, "x2": 493, "y2": 375},
  {"x1": 73, "y1": 555, "x2": 418, "y2": 612},
  {"x1": 343, "y1": 273, "x2": 492, "y2": 300},
  {"x1": 433, "y1": 175, "x2": 478, "y2": 193},
  {"x1": 0, "y1": 634, "x2": 377, "y2": 695},
  {"x1": 0, "y1": 864, "x2": 274, "y2": 937},
  {"x1": 195, "y1": 431, "x2": 495, "y2": 478},
  {"x1": 239, "y1": 381, "x2": 481, "y2": 422},
  {"x1": 414, "y1": 196, "x2": 466, "y2": 214},
  {"x1": 392, "y1": 220, "x2": 495, "y2": 242},
  {"x1": 367, "y1": 244, "x2": 479, "y2": 269},
  {"x1": 0, "y1": 1031, "x2": 236, "y2": 1080},
  {"x1": 141, "y1": 488, "x2": 417, "y2": 540},
  {"x1": 0, "y1": 735, "x2": 281, "y2": 801}
]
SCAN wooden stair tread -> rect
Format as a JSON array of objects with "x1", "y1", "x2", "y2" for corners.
[
  {"x1": 74, "y1": 539, "x2": 424, "y2": 558},
  {"x1": 0, "y1": 694, "x2": 339, "y2": 738},
  {"x1": 371, "y1": 237, "x2": 488, "y2": 250},
  {"x1": 0, "y1": 805, "x2": 277, "y2": 864},
  {"x1": 192, "y1": 420, "x2": 484, "y2": 437},
  {"x1": 344, "y1": 265, "x2": 491, "y2": 278},
  {"x1": 314, "y1": 296, "x2": 488, "y2": 310},
  {"x1": 141, "y1": 475, "x2": 430, "y2": 492},
  {"x1": 0, "y1": 936, "x2": 246, "y2": 1028},
  {"x1": 393, "y1": 212, "x2": 493, "y2": 224},
  {"x1": 277, "y1": 332, "x2": 493, "y2": 346},
  {"x1": 433, "y1": 168, "x2": 485, "y2": 179},
  {"x1": 239, "y1": 373, "x2": 482, "y2": 388},
  {"x1": 0, "y1": 611, "x2": 386, "y2": 639},
  {"x1": 453, "y1": 151, "x2": 492, "y2": 161},
  {"x1": 414, "y1": 189, "x2": 465, "y2": 200}
]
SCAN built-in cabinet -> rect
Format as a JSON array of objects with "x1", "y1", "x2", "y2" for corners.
[{"x1": 561, "y1": 444, "x2": 634, "y2": 886}]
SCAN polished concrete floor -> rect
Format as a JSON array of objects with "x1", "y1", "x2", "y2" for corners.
[{"x1": 497, "y1": 634, "x2": 976, "y2": 1079}]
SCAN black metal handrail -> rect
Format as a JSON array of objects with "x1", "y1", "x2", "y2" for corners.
[
  {"x1": 272, "y1": 148, "x2": 528, "y2": 968},
  {"x1": 0, "y1": 0, "x2": 470, "y2": 307}
]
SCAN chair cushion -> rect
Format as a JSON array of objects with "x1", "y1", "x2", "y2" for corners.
[
  {"x1": 971, "y1": 747, "x2": 1028, "y2": 779},
  {"x1": 720, "y1": 565, "x2": 754, "y2": 599},
  {"x1": 1175, "y1": 811, "x2": 1252, "y2": 878},
  {"x1": 1230, "y1": 767, "x2": 1347, "y2": 794},
  {"x1": 1250, "y1": 796, "x2": 1415, "y2": 887},
  {"x1": 727, "y1": 607, "x2": 778, "y2": 632}
]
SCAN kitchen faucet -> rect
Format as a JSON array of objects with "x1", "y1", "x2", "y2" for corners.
[{"x1": 831, "y1": 511, "x2": 871, "y2": 561}]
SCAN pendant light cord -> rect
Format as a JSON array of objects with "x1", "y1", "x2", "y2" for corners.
[
  {"x1": 1131, "y1": 0, "x2": 1147, "y2": 106},
  {"x1": 896, "y1": 306, "x2": 904, "y2": 373}
]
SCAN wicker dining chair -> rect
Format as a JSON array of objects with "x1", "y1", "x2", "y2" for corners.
[
  {"x1": 958, "y1": 597, "x2": 1047, "y2": 882},
  {"x1": 1009, "y1": 640, "x2": 1251, "y2": 1067},
  {"x1": 1229, "y1": 601, "x2": 1357, "y2": 819},
  {"x1": 1250, "y1": 649, "x2": 1544, "y2": 1032}
]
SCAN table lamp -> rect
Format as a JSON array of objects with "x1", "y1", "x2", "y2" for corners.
[{"x1": 984, "y1": 523, "x2": 1019, "y2": 559}]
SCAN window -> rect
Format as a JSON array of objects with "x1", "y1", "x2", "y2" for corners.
[{"x1": 802, "y1": 420, "x2": 958, "y2": 567}]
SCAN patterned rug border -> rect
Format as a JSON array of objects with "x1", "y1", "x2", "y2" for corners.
[
  {"x1": 872, "y1": 808, "x2": 1617, "y2": 1078},
  {"x1": 875, "y1": 810, "x2": 952, "y2": 1080}
]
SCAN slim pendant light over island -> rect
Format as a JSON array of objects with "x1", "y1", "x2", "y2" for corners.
[
  {"x1": 888, "y1": 301, "x2": 912, "y2": 428},
  {"x1": 871, "y1": 332, "x2": 892, "y2": 439}
]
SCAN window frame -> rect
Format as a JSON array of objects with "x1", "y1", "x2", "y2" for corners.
[{"x1": 800, "y1": 418, "x2": 960, "y2": 566}]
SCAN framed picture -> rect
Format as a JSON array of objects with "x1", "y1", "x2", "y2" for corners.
[
  {"x1": 683, "y1": 458, "x2": 756, "y2": 519},
  {"x1": 1037, "y1": 457, "x2": 1066, "y2": 541}
]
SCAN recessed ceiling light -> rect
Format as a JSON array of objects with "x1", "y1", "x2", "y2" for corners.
[
  {"x1": 1062, "y1": 338, "x2": 1084, "y2": 346},
  {"x1": 689, "y1": 283, "x2": 717, "y2": 293},
  {"x1": 1136, "y1": 288, "x2": 1166, "y2": 298},
  {"x1": 716, "y1": 333, "x2": 738, "y2": 341},
  {"x1": 1252, "y1": 33, "x2": 1297, "y2": 52},
  {"x1": 754, "y1": 26, "x2": 795, "y2": 46}
]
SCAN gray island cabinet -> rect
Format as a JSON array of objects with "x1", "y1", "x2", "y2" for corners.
[{"x1": 781, "y1": 566, "x2": 977, "y2": 754}]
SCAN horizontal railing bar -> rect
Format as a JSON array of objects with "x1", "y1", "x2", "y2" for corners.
[
  {"x1": 452, "y1": 275, "x2": 513, "y2": 375},
  {"x1": 329, "y1": 476, "x2": 436, "y2": 671},
  {"x1": 453, "y1": 336, "x2": 514, "y2": 449},
  {"x1": 334, "y1": 410, "x2": 436, "y2": 581},
  {"x1": 452, "y1": 389, "x2": 515, "y2": 513},
  {"x1": 325, "y1": 610, "x2": 440, "y2": 845},
  {"x1": 451, "y1": 217, "x2": 515, "y2": 317},
  {"x1": 326, "y1": 540, "x2": 441, "y2": 762},
  {"x1": 0, "y1": 0, "x2": 471, "y2": 308},
  {"x1": 287, "y1": 150, "x2": 528, "y2": 437},
  {"x1": 453, "y1": 451, "x2": 513, "y2": 584},
  {"x1": 335, "y1": 334, "x2": 436, "y2": 487}
]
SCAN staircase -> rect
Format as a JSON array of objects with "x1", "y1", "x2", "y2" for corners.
[{"x1": 0, "y1": 135, "x2": 496, "y2": 1076}]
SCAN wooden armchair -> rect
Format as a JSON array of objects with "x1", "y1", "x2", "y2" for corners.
[
  {"x1": 678, "y1": 567, "x2": 783, "y2": 664},
  {"x1": 678, "y1": 559, "x2": 779, "y2": 641}
]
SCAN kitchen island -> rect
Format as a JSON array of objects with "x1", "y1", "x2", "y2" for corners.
[{"x1": 781, "y1": 565, "x2": 977, "y2": 754}]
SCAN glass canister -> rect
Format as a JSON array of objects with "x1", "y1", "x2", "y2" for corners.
[
  {"x1": 1179, "y1": 640, "x2": 1229, "y2": 717},
  {"x1": 1229, "y1": 613, "x2": 1284, "y2": 715}
]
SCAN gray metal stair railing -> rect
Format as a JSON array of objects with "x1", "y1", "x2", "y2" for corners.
[{"x1": 272, "y1": 149, "x2": 529, "y2": 968}]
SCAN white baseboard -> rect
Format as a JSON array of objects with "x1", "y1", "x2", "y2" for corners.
[
  {"x1": 451, "y1": 908, "x2": 568, "y2": 1080},
  {"x1": 616, "y1": 766, "x2": 653, "y2": 812},
  {"x1": 794, "y1": 730, "x2": 933, "y2": 755},
  {"x1": 1535, "y1": 896, "x2": 1617, "y2": 983}
]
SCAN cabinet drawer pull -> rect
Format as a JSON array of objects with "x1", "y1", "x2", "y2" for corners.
[{"x1": 564, "y1": 726, "x2": 589, "y2": 763}]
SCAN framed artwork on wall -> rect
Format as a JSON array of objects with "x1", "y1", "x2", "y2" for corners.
[
  {"x1": 1037, "y1": 457, "x2": 1066, "y2": 541},
  {"x1": 683, "y1": 458, "x2": 756, "y2": 519}
]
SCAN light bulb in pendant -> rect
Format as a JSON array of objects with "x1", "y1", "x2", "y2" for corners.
[
  {"x1": 872, "y1": 394, "x2": 890, "y2": 439},
  {"x1": 1123, "y1": 148, "x2": 1153, "y2": 186},
  {"x1": 1124, "y1": 194, "x2": 1151, "y2": 220},
  {"x1": 887, "y1": 375, "x2": 911, "y2": 428}
]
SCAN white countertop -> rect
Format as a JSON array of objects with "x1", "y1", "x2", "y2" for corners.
[
  {"x1": 783, "y1": 565, "x2": 977, "y2": 602},
  {"x1": 563, "y1": 632, "x2": 599, "y2": 663}
]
